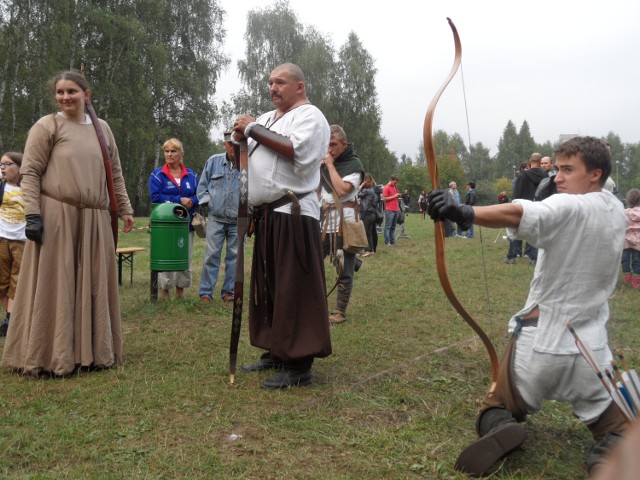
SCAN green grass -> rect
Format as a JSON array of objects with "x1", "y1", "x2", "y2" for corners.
[{"x1": 1, "y1": 215, "x2": 638, "y2": 479}]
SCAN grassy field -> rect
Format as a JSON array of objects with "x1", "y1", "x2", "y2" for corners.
[{"x1": 1, "y1": 214, "x2": 638, "y2": 479}]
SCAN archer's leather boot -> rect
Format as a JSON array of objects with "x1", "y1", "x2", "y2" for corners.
[
  {"x1": 585, "y1": 401, "x2": 628, "y2": 476},
  {"x1": 455, "y1": 407, "x2": 526, "y2": 477},
  {"x1": 623, "y1": 273, "x2": 632, "y2": 285},
  {"x1": 632, "y1": 275, "x2": 640, "y2": 289},
  {"x1": 586, "y1": 432, "x2": 623, "y2": 478}
]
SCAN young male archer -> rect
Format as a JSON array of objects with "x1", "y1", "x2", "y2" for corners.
[{"x1": 428, "y1": 136, "x2": 628, "y2": 477}]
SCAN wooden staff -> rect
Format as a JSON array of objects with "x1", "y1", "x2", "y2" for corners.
[{"x1": 229, "y1": 139, "x2": 248, "y2": 384}]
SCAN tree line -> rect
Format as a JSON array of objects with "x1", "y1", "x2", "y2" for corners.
[
  {"x1": 1, "y1": 0, "x2": 638, "y2": 214},
  {"x1": 400, "y1": 120, "x2": 640, "y2": 208}
]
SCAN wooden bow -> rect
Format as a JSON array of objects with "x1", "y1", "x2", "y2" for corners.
[
  {"x1": 229, "y1": 139, "x2": 248, "y2": 384},
  {"x1": 423, "y1": 18, "x2": 498, "y2": 394}
]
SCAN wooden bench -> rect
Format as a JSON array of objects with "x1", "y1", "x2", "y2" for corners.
[{"x1": 115, "y1": 247, "x2": 145, "y2": 286}]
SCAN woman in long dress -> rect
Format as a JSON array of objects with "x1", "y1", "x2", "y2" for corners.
[{"x1": 1, "y1": 70, "x2": 134, "y2": 376}]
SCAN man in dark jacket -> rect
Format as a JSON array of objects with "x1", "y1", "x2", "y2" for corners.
[
  {"x1": 464, "y1": 182, "x2": 478, "y2": 238},
  {"x1": 505, "y1": 153, "x2": 547, "y2": 264},
  {"x1": 534, "y1": 156, "x2": 558, "y2": 201}
]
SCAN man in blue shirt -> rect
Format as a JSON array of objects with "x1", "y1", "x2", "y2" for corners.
[{"x1": 197, "y1": 131, "x2": 240, "y2": 303}]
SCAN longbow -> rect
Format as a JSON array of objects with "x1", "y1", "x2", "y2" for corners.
[{"x1": 423, "y1": 18, "x2": 499, "y2": 394}]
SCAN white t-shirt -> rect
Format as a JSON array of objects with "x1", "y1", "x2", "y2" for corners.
[
  {"x1": 0, "y1": 183, "x2": 26, "y2": 241},
  {"x1": 321, "y1": 171, "x2": 363, "y2": 234}
]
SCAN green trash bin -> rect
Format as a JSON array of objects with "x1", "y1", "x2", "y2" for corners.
[{"x1": 149, "y1": 203, "x2": 190, "y2": 272}]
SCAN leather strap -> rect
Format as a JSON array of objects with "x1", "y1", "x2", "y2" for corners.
[
  {"x1": 247, "y1": 123, "x2": 294, "y2": 161},
  {"x1": 84, "y1": 98, "x2": 119, "y2": 249},
  {"x1": 321, "y1": 168, "x2": 360, "y2": 228}
]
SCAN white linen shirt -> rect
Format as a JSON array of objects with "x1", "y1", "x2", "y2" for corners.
[
  {"x1": 321, "y1": 171, "x2": 363, "y2": 234},
  {"x1": 506, "y1": 190, "x2": 625, "y2": 355},
  {"x1": 248, "y1": 104, "x2": 330, "y2": 220}
]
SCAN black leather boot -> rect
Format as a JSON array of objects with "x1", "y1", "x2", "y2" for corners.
[
  {"x1": 241, "y1": 351, "x2": 283, "y2": 372},
  {"x1": 261, "y1": 357, "x2": 313, "y2": 389},
  {"x1": 455, "y1": 407, "x2": 526, "y2": 477},
  {"x1": 585, "y1": 402, "x2": 628, "y2": 475},
  {"x1": 586, "y1": 431, "x2": 623, "y2": 476}
]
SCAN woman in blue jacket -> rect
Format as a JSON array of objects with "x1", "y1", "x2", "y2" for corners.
[{"x1": 148, "y1": 138, "x2": 199, "y2": 299}]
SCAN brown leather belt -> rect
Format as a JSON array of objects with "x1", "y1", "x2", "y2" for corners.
[
  {"x1": 330, "y1": 201, "x2": 356, "y2": 209},
  {"x1": 262, "y1": 191, "x2": 312, "y2": 212}
]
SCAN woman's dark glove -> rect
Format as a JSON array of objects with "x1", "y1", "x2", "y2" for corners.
[
  {"x1": 427, "y1": 189, "x2": 474, "y2": 231},
  {"x1": 25, "y1": 214, "x2": 43, "y2": 243}
]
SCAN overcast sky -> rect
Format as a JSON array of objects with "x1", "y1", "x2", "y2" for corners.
[{"x1": 216, "y1": 0, "x2": 640, "y2": 159}]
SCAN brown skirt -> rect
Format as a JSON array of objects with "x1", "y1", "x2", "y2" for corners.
[{"x1": 249, "y1": 211, "x2": 331, "y2": 361}]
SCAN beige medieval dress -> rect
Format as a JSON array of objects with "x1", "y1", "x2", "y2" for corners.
[{"x1": 1, "y1": 113, "x2": 133, "y2": 375}]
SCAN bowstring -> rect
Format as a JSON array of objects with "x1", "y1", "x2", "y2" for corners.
[{"x1": 460, "y1": 63, "x2": 494, "y2": 337}]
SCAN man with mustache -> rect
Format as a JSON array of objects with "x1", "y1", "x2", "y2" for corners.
[{"x1": 232, "y1": 63, "x2": 332, "y2": 389}]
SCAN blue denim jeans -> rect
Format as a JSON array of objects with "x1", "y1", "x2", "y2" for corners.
[
  {"x1": 384, "y1": 210, "x2": 399, "y2": 244},
  {"x1": 621, "y1": 248, "x2": 640, "y2": 275},
  {"x1": 198, "y1": 219, "x2": 237, "y2": 299},
  {"x1": 507, "y1": 239, "x2": 537, "y2": 260},
  {"x1": 445, "y1": 219, "x2": 455, "y2": 237},
  {"x1": 465, "y1": 224, "x2": 475, "y2": 238}
]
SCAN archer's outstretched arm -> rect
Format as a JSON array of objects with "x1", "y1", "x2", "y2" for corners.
[
  {"x1": 472, "y1": 203, "x2": 523, "y2": 229},
  {"x1": 428, "y1": 188, "x2": 523, "y2": 229}
]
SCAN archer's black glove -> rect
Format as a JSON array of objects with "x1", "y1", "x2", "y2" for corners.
[
  {"x1": 25, "y1": 214, "x2": 43, "y2": 244},
  {"x1": 427, "y1": 189, "x2": 474, "y2": 231}
]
